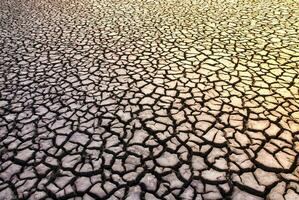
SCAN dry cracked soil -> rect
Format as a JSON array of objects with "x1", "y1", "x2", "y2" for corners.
[{"x1": 0, "y1": 0, "x2": 299, "y2": 199}]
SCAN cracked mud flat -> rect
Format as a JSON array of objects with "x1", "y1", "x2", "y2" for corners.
[{"x1": 0, "y1": 0, "x2": 299, "y2": 199}]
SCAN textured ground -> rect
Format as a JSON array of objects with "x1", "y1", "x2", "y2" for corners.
[{"x1": 0, "y1": 0, "x2": 299, "y2": 199}]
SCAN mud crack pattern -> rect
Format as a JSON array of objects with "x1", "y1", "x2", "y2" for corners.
[{"x1": 1, "y1": 0, "x2": 299, "y2": 199}]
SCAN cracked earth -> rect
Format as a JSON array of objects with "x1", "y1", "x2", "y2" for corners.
[{"x1": 1, "y1": 0, "x2": 299, "y2": 199}]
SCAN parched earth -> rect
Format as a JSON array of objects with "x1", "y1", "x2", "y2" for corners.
[{"x1": 0, "y1": 0, "x2": 299, "y2": 199}]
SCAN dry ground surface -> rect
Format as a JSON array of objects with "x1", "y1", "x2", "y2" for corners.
[{"x1": 0, "y1": 0, "x2": 299, "y2": 199}]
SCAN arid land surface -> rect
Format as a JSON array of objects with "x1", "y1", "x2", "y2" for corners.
[{"x1": 0, "y1": 0, "x2": 299, "y2": 199}]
